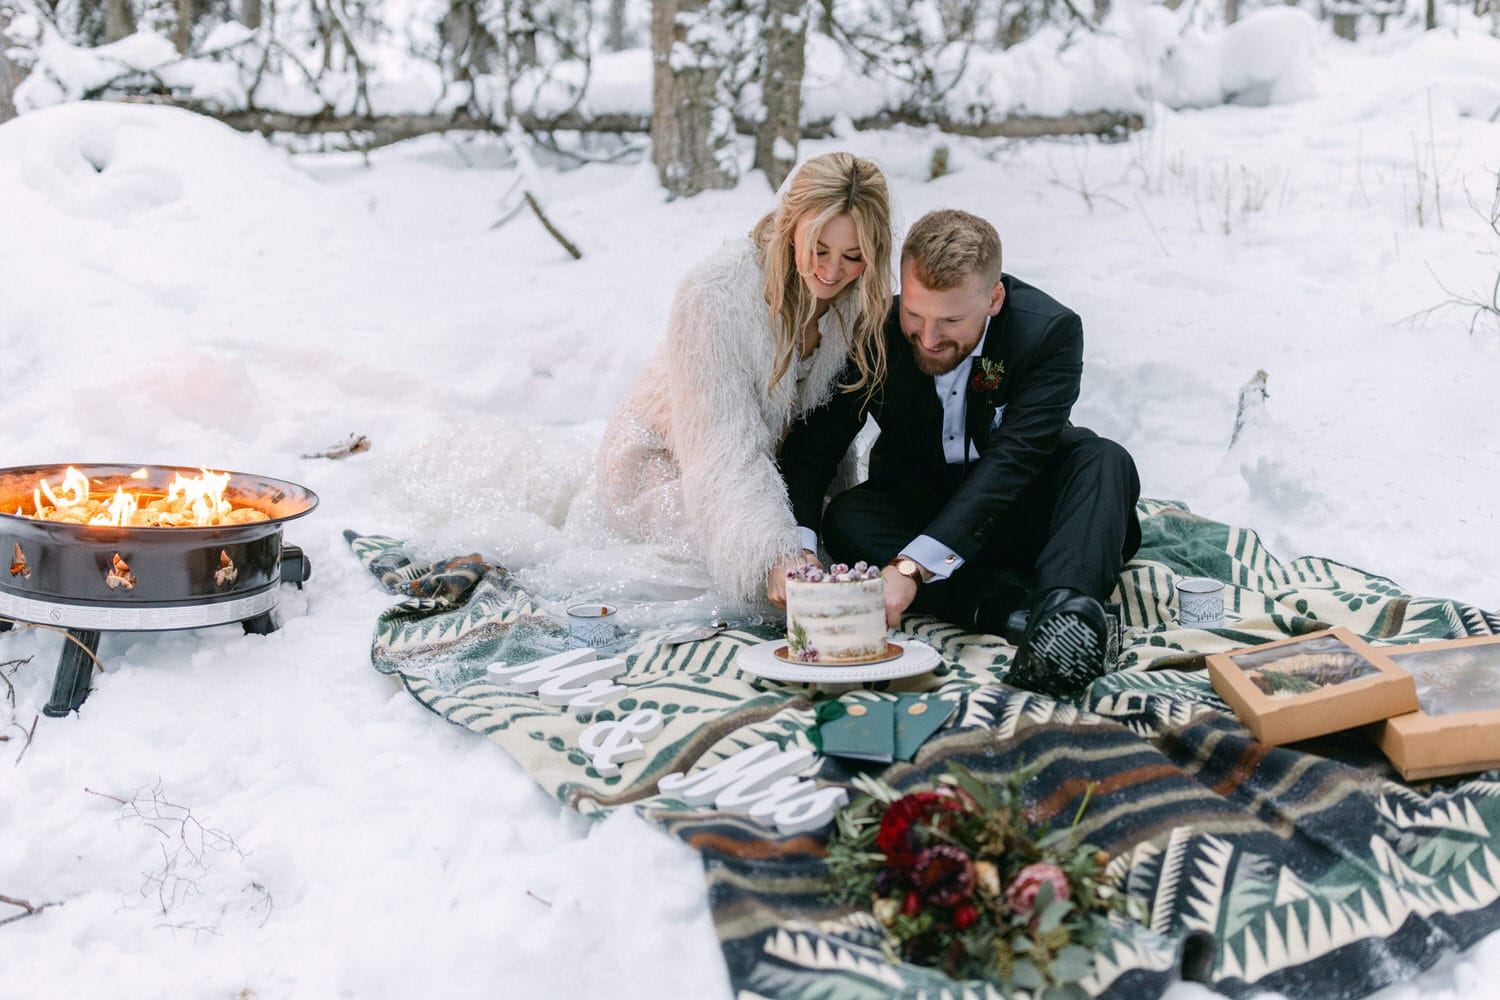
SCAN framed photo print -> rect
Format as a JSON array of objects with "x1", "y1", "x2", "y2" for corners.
[
  {"x1": 1373, "y1": 636, "x2": 1500, "y2": 780},
  {"x1": 1206, "y1": 626, "x2": 1419, "y2": 747}
]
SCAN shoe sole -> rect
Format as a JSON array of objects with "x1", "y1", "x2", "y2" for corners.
[{"x1": 1027, "y1": 611, "x2": 1106, "y2": 692}]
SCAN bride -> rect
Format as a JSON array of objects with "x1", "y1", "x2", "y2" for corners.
[{"x1": 594, "y1": 152, "x2": 893, "y2": 607}]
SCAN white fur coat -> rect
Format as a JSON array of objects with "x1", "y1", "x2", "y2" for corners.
[{"x1": 595, "y1": 237, "x2": 859, "y2": 604}]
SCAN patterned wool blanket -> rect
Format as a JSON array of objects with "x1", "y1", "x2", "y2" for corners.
[{"x1": 346, "y1": 499, "x2": 1500, "y2": 1000}]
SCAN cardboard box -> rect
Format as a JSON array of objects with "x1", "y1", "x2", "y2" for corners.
[
  {"x1": 1372, "y1": 636, "x2": 1500, "y2": 780},
  {"x1": 1206, "y1": 626, "x2": 1419, "y2": 747}
]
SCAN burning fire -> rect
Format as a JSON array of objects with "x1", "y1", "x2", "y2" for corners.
[{"x1": 21, "y1": 467, "x2": 270, "y2": 528}]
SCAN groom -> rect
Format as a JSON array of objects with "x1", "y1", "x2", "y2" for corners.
[{"x1": 774, "y1": 209, "x2": 1141, "y2": 698}]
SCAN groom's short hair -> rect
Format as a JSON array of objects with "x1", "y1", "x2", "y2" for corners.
[{"x1": 902, "y1": 210, "x2": 1002, "y2": 290}]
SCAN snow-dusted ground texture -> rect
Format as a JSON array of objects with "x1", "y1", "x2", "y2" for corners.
[{"x1": 2, "y1": 17, "x2": 1500, "y2": 1000}]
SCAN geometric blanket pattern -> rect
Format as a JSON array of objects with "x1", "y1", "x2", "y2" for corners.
[{"x1": 346, "y1": 499, "x2": 1500, "y2": 999}]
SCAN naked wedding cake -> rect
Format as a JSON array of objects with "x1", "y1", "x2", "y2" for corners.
[{"x1": 784, "y1": 561, "x2": 888, "y2": 664}]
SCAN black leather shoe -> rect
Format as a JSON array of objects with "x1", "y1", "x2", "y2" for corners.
[{"x1": 1006, "y1": 588, "x2": 1110, "y2": 699}]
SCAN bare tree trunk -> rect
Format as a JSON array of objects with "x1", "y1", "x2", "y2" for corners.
[
  {"x1": 243, "y1": 0, "x2": 262, "y2": 30},
  {"x1": 1332, "y1": 5, "x2": 1358, "y2": 41},
  {"x1": 1225, "y1": 0, "x2": 1240, "y2": 23},
  {"x1": 0, "y1": 1, "x2": 18, "y2": 125},
  {"x1": 605, "y1": 0, "x2": 627, "y2": 50},
  {"x1": 650, "y1": 0, "x2": 737, "y2": 198},
  {"x1": 105, "y1": 0, "x2": 137, "y2": 41},
  {"x1": 753, "y1": 0, "x2": 806, "y2": 191},
  {"x1": 175, "y1": 0, "x2": 192, "y2": 52}
]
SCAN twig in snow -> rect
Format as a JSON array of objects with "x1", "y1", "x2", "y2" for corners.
[
  {"x1": 1133, "y1": 196, "x2": 1170, "y2": 258},
  {"x1": 86, "y1": 781, "x2": 249, "y2": 919},
  {"x1": 0, "y1": 655, "x2": 29, "y2": 707},
  {"x1": 525, "y1": 889, "x2": 553, "y2": 907},
  {"x1": 1230, "y1": 371, "x2": 1269, "y2": 449},
  {"x1": 523, "y1": 191, "x2": 583, "y2": 260},
  {"x1": 302, "y1": 433, "x2": 371, "y2": 460},
  {"x1": 13, "y1": 714, "x2": 36, "y2": 765},
  {"x1": 0, "y1": 892, "x2": 59, "y2": 927}
]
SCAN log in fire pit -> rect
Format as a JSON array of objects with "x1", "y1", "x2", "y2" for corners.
[{"x1": 0, "y1": 463, "x2": 318, "y2": 716}]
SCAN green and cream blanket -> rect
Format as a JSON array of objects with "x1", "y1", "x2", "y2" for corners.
[{"x1": 346, "y1": 499, "x2": 1500, "y2": 1000}]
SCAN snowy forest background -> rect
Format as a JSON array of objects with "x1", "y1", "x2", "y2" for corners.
[{"x1": 4, "y1": 0, "x2": 1498, "y2": 201}]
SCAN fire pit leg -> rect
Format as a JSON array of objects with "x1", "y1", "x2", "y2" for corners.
[
  {"x1": 242, "y1": 612, "x2": 279, "y2": 636},
  {"x1": 43, "y1": 629, "x2": 101, "y2": 717}
]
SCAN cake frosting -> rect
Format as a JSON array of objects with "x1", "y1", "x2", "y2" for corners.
[{"x1": 785, "y1": 562, "x2": 887, "y2": 663}]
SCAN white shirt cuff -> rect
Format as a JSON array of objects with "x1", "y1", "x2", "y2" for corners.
[
  {"x1": 798, "y1": 527, "x2": 819, "y2": 554},
  {"x1": 901, "y1": 536, "x2": 965, "y2": 580}
]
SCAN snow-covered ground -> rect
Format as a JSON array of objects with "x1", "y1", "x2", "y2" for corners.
[{"x1": 2, "y1": 18, "x2": 1500, "y2": 1000}]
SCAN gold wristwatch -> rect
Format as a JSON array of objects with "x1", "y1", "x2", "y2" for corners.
[{"x1": 889, "y1": 556, "x2": 924, "y2": 585}]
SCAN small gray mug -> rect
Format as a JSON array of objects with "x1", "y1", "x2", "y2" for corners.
[
  {"x1": 567, "y1": 603, "x2": 620, "y2": 653},
  {"x1": 1176, "y1": 578, "x2": 1226, "y2": 629}
]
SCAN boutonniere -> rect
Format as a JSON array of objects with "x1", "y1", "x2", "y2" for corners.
[{"x1": 968, "y1": 357, "x2": 1005, "y2": 401}]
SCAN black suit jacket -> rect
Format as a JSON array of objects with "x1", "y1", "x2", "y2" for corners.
[{"x1": 779, "y1": 274, "x2": 1084, "y2": 562}]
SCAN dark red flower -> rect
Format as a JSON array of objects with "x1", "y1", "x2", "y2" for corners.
[
  {"x1": 969, "y1": 357, "x2": 1006, "y2": 397},
  {"x1": 902, "y1": 891, "x2": 921, "y2": 917},
  {"x1": 914, "y1": 845, "x2": 976, "y2": 907},
  {"x1": 1005, "y1": 862, "x2": 1070, "y2": 915},
  {"x1": 953, "y1": 903, "x2": 980, "y2": 930},
  {"x1": 876, "y1": 789, "x2": 973, "y2": 869}
]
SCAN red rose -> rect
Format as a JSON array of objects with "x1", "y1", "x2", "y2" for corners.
[
  {"x1": 1005, "y1": 862, "x2": 1071, "y2": 916},
  {"x1": 953, "y1": 903, "x2": 979, "y2": 930},
  {"x1": 902, "y1": 891, "x2": 921, "y2": 916},
  {"x1": 914, "y1": 845, "x2": 976, "y2": 907},
  {"x1": 876, "y1": 789, "x2": 973, "y2": 869}
]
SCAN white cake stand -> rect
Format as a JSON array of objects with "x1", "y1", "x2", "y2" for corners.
[{"x1": 736, "y1": 639, "x2": 942, "y2": 689}]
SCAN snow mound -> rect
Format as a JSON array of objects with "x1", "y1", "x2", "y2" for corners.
[{"x1": 0, "y1": 101, "x2": 315, "y2": 224}]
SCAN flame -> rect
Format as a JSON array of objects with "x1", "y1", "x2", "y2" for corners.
[
  {"x1": 25, "y1": 466, "x2": 256, "y2": 528},
  {"x1": 100, "y1": 486, "x2": 138, "y2": 526},
  {"x1": 166, "y1": 469, "x2": 232, "y2": 525}
]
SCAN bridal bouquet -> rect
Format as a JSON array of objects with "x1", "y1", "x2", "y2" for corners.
[{"x1": 824, "y1": 766, "x2": 1142, "y2": 997}]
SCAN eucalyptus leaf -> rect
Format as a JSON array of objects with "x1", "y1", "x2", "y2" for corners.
[
  {"x1": 1056, "y1": 944, "x2": 1094, "y2": 967},
  {"x1": 948, "y1": 763, "x2": 1000, "y2": 812},
  {"x1": 1011, "y1": 958, "x2": 1046, "y2": 990},
  {"x1": 1042, "y1": 983, "x2": 1091, "y2": 1000},
  {"x1": 1038, "y1": 897, "x2": 1074, "y2": 932},
  {"x1": 1049, "y1": 948, "x2": 1093, "y2": 983}
]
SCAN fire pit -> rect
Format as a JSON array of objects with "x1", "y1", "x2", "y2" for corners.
[{"x1": 0, "y1": 463, "x2": 318, "y2": 716}]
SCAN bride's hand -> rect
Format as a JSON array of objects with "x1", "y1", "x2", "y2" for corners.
[{"x1": 766, "y1": 550, "x2": 822, "y2": 609}]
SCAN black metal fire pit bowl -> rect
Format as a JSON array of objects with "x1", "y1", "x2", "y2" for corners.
[{"x1": 0, "y1": 463, "x2": 319, "y2": 717}]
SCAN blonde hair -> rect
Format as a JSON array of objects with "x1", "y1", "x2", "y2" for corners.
[
  {"x1": 901, "y1": 209, "x2": 1002, "y2": 290},
  {"x1": 751, "y1": 152, "x2": 892, "y2": 398}
]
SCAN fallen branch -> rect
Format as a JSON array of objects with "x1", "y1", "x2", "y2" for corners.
[
  {"x1": 114, "y1": 96, "x2": 1142, "y2": 149},
  {"x1": 0, "y1": 892, "x2": 59, "y2": 927},
  {"x1": 301, "y1": 433, "x2": 371, "y2": 460},
  {"x1": 524, "y1": 191, "x2": 582, "y2": 260}
]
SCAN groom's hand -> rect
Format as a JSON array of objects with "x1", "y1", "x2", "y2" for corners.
[
  {"x1": 766, "y1": 551, "x2": 823, "y2": 609},
  {"x1": 881, "y1": 565, "x2": 920, "y2": 628}
]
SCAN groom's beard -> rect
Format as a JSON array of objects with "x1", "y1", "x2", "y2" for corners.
[{"x1": 908, "y1": 336, "x2": 967, "y2": 376}]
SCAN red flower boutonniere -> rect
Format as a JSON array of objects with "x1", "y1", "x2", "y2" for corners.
[{"x1": 969, "y1": 357, "x2": 1005, "y2": 402}]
